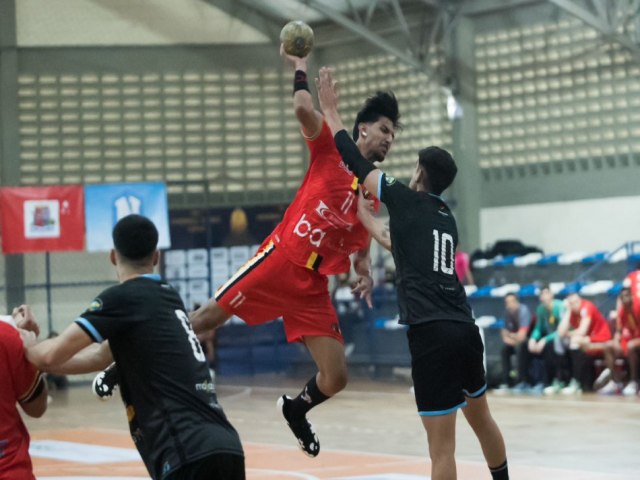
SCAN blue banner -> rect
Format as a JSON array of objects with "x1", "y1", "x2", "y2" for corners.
[{"x1": 85, "y1": 182, "x2": 171, "y2": 252}]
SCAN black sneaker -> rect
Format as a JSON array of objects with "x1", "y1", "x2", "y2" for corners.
[
  {"x1": 92, "y1": 363, "x2": 119, "y2": 400},
  {"x1": 277, "y1": 395, "x2": 320, "y2": 457}
]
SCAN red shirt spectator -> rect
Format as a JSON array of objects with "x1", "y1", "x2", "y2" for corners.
[{"x1": 567, "y1": 299, "x2": 611, "y2": 343}]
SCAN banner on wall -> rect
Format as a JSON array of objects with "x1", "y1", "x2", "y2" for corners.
[
  {"x1": 0, "y1": 186, "x2": 85, "y2": 254},
  {"x1": 84, "y1": 182, "x2": 171, "y2": 252}
]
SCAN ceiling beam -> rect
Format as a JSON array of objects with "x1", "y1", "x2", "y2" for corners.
[
  {"x1": 203, "y1": 0, "x2": 282, "y2": 43},
  {"x1": 301, "y1": 0, "x2": 436, "y2": 76},
  {"x1": 548, "y1": 0, "x2": 640, "y2": 59}
]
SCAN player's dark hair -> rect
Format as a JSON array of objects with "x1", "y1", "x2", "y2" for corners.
[
  {"x1": 620, "y1": 287, "x2": 631, "y2": 295},
  {"x1": 418, "y1": 146, "x2": 457, "y2": 195},
  {"x1": 113, "y1": 214, "x2": 158, "y2": 263},
  {"x1": 352, "y1": 91, "x2": 401, "y2": 141},
  {"x1": 505, "y1": 292, "x2": 518, "y2": 301},
  {"x1": 540, "y1": 284, "x2": 551, "y2": 293}
]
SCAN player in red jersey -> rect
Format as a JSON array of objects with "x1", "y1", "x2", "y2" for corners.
[
  {"x1": 598, "y1": 287, "x2": 640, "y2": 395},
  {"x1": 186, "y1": 47, "x2": 400, "y2": 457},
  {"x1": 623, "y1": 269, "x2": 640, "y2": 302},
  {"x1": 0, "y1": 306, "x2": 48, "y2": 480},
  {"x1": 555, "y1": 293, "x2": 612, "y2": 394}
]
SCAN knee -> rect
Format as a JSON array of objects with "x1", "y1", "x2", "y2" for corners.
[{"x1": 320, "y1": 367, "x2": 348, "y2": 395}]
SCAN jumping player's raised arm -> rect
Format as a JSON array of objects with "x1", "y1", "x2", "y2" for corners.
[{"x1": 280, "y1": 44, "x2": 323, "y2": 140}]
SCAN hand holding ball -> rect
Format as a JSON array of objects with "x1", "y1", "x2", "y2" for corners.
[{"x1": 280, "y1": 21, "x2": 314, "y2": 58}]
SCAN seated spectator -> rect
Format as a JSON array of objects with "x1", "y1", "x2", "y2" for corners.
[
  {"x1": 623, "y1": 269, "x2": 640, "y2": 302},
  {"x1": 598, "y1": 287, "x2": 640, "y2": 396},
  {"x1": 529, "y1": 285, "x2": 564, "y2": 395},
  {"x1": 553, "y1": 293, "x2": 612, "y2": 395},
  {"x1": 455, "y1": 248, "x2": 475, "y2": 286},
  {"x1": 0, "y1": 305, "x2": 48, "y2": 480},
  {"x1": 331, "y1": 273, "x2": 362, "y2": 356},
  {"x1": 497, "y1": 293, "x2": 532, "y2": 392}
]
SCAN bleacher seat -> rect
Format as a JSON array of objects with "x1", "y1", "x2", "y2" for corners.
[
  {"x1": 514, "y1": 252, "x2": 543, "y2": 267},
  {"x1": 581, "y1": 251, "x2": 607, "y2": 264},
  {"x1": 493, "y1": 255, "x2": 518, "y2": 267},
  {"x1": 608, "y1": 282, "x2": 624, "y2": 295},
  {"x1": 558, "y1": 252, "x2": 587, "y2": 265},
  {"x1": 559, "y1": 282, "x2": 584, "y2": 296},
  {"x1": 580, "y1": 280, "x2": 614, "y2": 296},
  {"x1": 490, "y1": 283, "x2": 520, "y2": 297},
  {"x1": 537, "y1": 253, "x2": 561, "y2": 265},
  {"x1": 470, "y1": 285, "x2": 494, "y2": 297},
  {"x1": 518, "y1": 284, "x2": 538, "y2": 297}
]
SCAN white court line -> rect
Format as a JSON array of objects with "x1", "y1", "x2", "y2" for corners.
[{"x1": 248, "y1": 469, "x2": 320, "y2": 479}]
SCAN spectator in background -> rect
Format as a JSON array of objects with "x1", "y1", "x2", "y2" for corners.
[
  {"x1": 623, "y1": 269, "x2": 640, "y2": 302},
  {"x1": 598, "y1": 287, "x2": 640, "y2": 396},
  {"x1": 331, "y1": 273, "x2": 361, "y2": 356},
  {"x1": 497, "y1": 293, "x2": 531, "y2": 392},
  {"x1": 529, "y1": 286, "x2": 564, "y2": 395},
  {"x1": 553, "y1": 293, "x2": 612, "y2": 395},
  {"x1": 455, "y1": 248, "x2": 475, "y2": 286},
  {"x1": 0, "y1": 306, "x2": 48, "y2": 480}
]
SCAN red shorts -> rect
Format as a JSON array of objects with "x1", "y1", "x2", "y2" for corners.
[{"x1": 215, "y1": 241, "x2": 343, "y2": 344}]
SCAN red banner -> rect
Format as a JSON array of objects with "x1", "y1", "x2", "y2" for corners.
[{"x1": 0, "y1": 186, "x2": 85, "y2": 254}]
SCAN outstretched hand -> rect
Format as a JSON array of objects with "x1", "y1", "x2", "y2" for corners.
[{"x1": 315, "y1": 66, "x2": 339, "y2": 116}]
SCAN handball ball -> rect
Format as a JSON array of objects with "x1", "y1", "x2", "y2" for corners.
[{"x1": 280, "y1": 20, "x2": 314, "y2": 58}]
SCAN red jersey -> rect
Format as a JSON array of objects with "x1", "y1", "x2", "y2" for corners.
[
  {"x1": 568, "y1": 299, "x2": 611, "y2": 342},
  {"x1": 0, "y1": 320, "x2": 41, "y2": 480},
  {"x1": 623, "y1": 270, "x2": 640, "y2": 301},
  {"x1": 271, "y1": 121, "x2": 377, "y2": 275},
  {"x1": 617, "y1": 298, "x2": 640, "y2": 340}
]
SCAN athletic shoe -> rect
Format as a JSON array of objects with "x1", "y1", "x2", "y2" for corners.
[
  {"x1": 561, "y1": 378, "x2": 582, "y2": 395},
  {"x1": 92, "y1": 363, "x2": 119, "y2": 400},
  {"x1": 277, "y1": 395, "x2": 320, "y2": 457},
  {"x1": 597, "y1": 379, "x2": 621, "y2": 395},
  {"x1": 592, "y1": 368, "x2": 612, "y2": 391},
  {"x1": 529, "y1": 383, "x2": 545, "y2": 396},
  {"x1": 543, "y1": 379, "x2": 565, "y2": 396},
  {"x1": 510, "y1": 382, "x2": 530, "y2": 394},
  {"x1": 622, "y1": 381, "x2": 638, "y2": 396},
  {"x1": 492, "y1": 383, "x2": 510, "y2": 395}
]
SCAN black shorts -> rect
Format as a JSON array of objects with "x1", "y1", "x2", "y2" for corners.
[
  {"x1": 408, "y1": 320, "x2": 486, "y2": 416},
  {"x1": 166, "y1": 453, "x2": 245, "y2": 480}
]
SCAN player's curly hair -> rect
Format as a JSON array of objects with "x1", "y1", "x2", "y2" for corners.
[
  {"x1": 418, "y1": 146, "x2": 457, "y2": 195},
  {"x1": 113, "y1": 214, "x2": 158, "y2": 262},
  {"x1": 352, "y1": 91, "x2": 401, "y2": 141}
]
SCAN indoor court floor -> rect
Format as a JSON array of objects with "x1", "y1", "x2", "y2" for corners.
[{"x1": 25, "y1": 375, "x2": 639, "y2": 480}]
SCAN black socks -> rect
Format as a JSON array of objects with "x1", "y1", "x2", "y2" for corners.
[
  {"x1": 288, "y1": 375, "x2": 330, "y2": 419},
  {"x1": 489, "y1": 459, "x2": 509, "y2": 480}
]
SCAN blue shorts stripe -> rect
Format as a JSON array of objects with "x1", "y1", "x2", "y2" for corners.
[
  {"x1": 418, "y1": 400, "x2": 467, "y2": 416},
  {"x1": 75, "y1": 317, "x2": 104, "y2": 343},
  {"x1": 463, "y1": 384, "x2": 488, "y2": 398}
]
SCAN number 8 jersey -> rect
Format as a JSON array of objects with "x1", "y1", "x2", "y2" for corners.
[{"x1": 75, "y1": 274, "x2": 243, "y2": 480}]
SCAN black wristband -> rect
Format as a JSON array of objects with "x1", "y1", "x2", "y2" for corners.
[
  {"x1": 293, "y1": 69, "x2": 310, "y2": 94},
  {"x1": 334, "y1": 130, "x2": 376, "y2": 183}
]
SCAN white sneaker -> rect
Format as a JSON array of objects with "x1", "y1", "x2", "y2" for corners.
[
  {"x1": 622, "y1": 381, "x2": 638, "y2": 396},
  {"x1": 598, "y1": 379, "x2": 621, "y2": 395},
  {"x1": 561, "y1": 379, "x2": 582, "y2": 395},
  {"x1": 593, "y1": 368, "x2": 612, "y2": 391}
]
